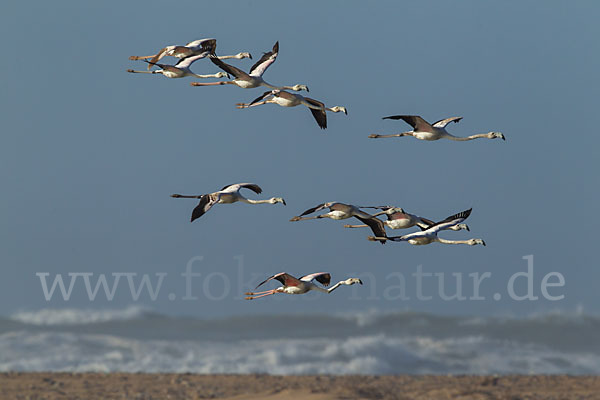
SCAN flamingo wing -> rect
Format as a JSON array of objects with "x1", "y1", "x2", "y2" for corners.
[
  {"x1": 416, "y1": 216, "x2": 436, "y2": 229},
  {"x1": 250, "y1": 91, "x2": 275, "y2": 105},
  {"x1": 175, "y1": 53, "x2": 210, "y2": 68},
  {"x1": 143, "y1": 59, "x2": 168, "y2": 70},
  {"x1": 300, "y1": 272, "x2": 332, "y2": 286},
  {"x1": 432, "y1": 117, "x2": 463, "y2": 128},
  {"x1": 355, "y1": 215, "x2": 387, "y2": 244},
  {"x1": 255, "y1": 272, "x2": 301, "y2": 289},
  {"x1": 299, "y1": 203, "x2": 328, "y2": 216},
  {"x1": 185, "y1": 38, "x2": 216, "y2": 53},
  {"x1": 304, "y1": 97, "x2": 327, "y2": 129},
  {"x1": 221, "y1": 183, "x2": 262, "y2": 194},
  {"x1": 147, "y1": 47, "x2": 173, "y2": 69},
  {"x1": 382, "y1": 115, "x2": 432, "y2": 132},
  {"x1": 426, "y1": 208, "x2": 472, "y2": 233},
  {"x1": 209, "y1": 56, "x2": 250, "y2": 79},
  {"x1": 191, "y1": 195, "x2": 216, "y2": 222},
  {"x1": 249, "y1": 41, "x2": 279, "y2": 77}
]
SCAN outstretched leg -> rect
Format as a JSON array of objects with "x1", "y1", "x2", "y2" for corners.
[
  {"x1": 245, "y1": 290, "x2": 277, "y2": 300},
  {"x1": 289, "y1": 214, "x2": 329, "y2": 222},
  {"x1": 127, "y1": 69, "x2": 160, "y2": 74},
  {"x1": 344, "y1": 224, "x2": 368, "y2": 228},
  {"x1": 236, "y1": 100, "x2": 273, "y2": 109},
  {"x1": 368, "y1": 132, "x2": 412, "y2": 139},
  {"x1": 245, "y1": 289, "x2": 274, "y2": 296},
  {"x1": 171, "y1": 194, "x2": 203, "y2": 199},
  {"x1": 190, "y1": 81, "x2": 234, "y2": 87}
]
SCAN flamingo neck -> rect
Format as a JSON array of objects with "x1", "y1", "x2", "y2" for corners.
[
  {"x1": 242, "y1": 198, "x2": 273, "y2": 205},
  {"x1": 443, "y1": 132, "x2": 489, "y2": 141}
]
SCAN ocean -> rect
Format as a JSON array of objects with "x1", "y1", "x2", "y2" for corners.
[{"x1": 1, "y1": 306, "x2": 599, "y2": 375}]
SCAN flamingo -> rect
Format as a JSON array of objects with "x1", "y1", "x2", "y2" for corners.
[
  {"x1": 171, "y1": 183, "x2": 285, "y2": 222},
  {"x1": 369, "y1": 116, "x2": 505, "y2": 141},
  {"x1": 245, "y1": 272, "x2": 362, "y2": 300},
  {"x1": 129, "y1": 38, "x2": 252, "y2": 70},
  {"x1": 290, "y1": 202, "x2": 387, "y2": 244},
  {"x1": 344, "y1": 206, "x2": 469, "y2": 231},
  {"x1": 367, "y1": 208, "x2": 486, "y2": 246},
  {"x1": 189, "y1": 42, "x2": 309, "y2": 92},
  {"x1": 127, "y1": 54, "x2": 229, "y2": 79},
  {"x1": 236, "y1": 89, "x2": 347, "y2": 129}
]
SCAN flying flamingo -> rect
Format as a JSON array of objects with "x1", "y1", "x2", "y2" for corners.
[
  {"x1": 127, "y1": 54, "x2": 229, "y2": 79},
  {"x1": 245, "y1": 272, "x2": 362, "y2": 300},
  {"x1": 171, "y1": 183, "x2": 286, "y2": 222},
  {"x1": 344, "y1": 206, "x2": 469, "y2": 231},
  {"x1": 189, "y1": 41, "x2": 309, "y2": 92},
  {"x1": 367, "y1": 208, "x2": 486, "y2": 246},
  {"x1": 236, "y1": 89, "x2": 347, "y2": 129},
  {"x1": 369, "y1": 116, "x2": 505, "y2": 141},
  {"x1": 290, "y1": 202, "x2": 387, "y2": 244},
  {"x1": 129, "y1": 38, "x2": 252, "y2": 70}
]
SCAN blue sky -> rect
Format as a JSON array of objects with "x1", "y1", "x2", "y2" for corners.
[{"x1": 1, "y1": 1, "x2": 598, "y2": 318}]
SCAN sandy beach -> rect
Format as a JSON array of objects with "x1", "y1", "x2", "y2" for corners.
[{"x1": 1, "y1": 373, "x2": 598, "y2": 400}]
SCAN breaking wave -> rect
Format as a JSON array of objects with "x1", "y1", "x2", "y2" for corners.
[{"x1": 1, "y1": 307, "x2": 599, "y2": 374}]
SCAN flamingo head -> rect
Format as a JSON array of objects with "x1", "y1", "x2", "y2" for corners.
[
  {"x1": 456, "y1": 223, "x2": 470, "y2": 232},
  {"x1": 236, "y1": 52, "x2": 252, "y2": 59},
  {"x1": 345, "y1": 278, "x2": 363, "y2": 285},
  {"x1": 469, "y1": 239, "x2": 486, "y2": 246},
  {"x1": 290, "y1": 84, "x2": 309, "y2": 92},
  {"x1": 330, "y1": 106, "x2": 347, "y2": 115},
  {"x1": 270, "y1": 197, "x2": 286, "y2": 206},
  {"x1": 489, "y1": 131, "x2": 505, "y2": 140}
]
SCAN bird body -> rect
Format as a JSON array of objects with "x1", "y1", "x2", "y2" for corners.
[
  {"x1": 290, "y1": 202, "x2": 387, "y2": 243},
  {"x1": 367, "y1": 208, "x2": 486, "y2": 246},
  {"x1": 129, "y1": 38, "x2": 252, "y2": 69},
  {"x1": 190, "y1": 42, "x2": 309, "y2": 92},
  {"x1": 369, "y1": 115, "x2": 505, "y2": 141},
  {"x1": 237, "y1": 89, "x2": 347, "y2": 129},
  {"x1": 345, "y1": 207, "x2": 469, "y2": 231},
  {"x1": 171, "y1": 183, "x2": 285, "y2": 222},
  {"x1": 245, "y1": 272, "x2": 362, "y2": 300},
  {"x1": 127, "y1": 54, "x2": 229, "y2": 79}
]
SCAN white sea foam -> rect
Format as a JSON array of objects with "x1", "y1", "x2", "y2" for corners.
[
  {"x1": 2, "y1": 308, "x2": 599, "y2": 374},
  {"x1": 10, "y1": 305, "x2": 149, "y2": 326},
  {"x1": 1, "y1": 330, "x2": 599, "y2": 375}
]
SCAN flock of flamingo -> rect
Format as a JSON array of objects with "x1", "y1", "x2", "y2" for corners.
[{"x1": 128, "y1": 37, "x2": 505, "y2": 300}]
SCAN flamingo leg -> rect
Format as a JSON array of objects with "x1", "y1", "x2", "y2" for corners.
[
  {"x1": 245, "y1": 289, "x2": 275, "y2": 295},
  {"x1": 368, "y1": 132, "x2": 412, "y2": 139},
  {"x1": 190, "y1": 81, "x2": 234, "y2": 87},
  {"x1": 245, "y1": 290, "x2": 277, "y2": 300},
  {"x1": 367, "y1": 235, "x2": 390, "y2": 242},
  {"x1": 289, "y1": 214, "x2": 327, "y2": 222},
  {"x1": 127, "y1": 69, "x2": 160, "y2": 74},
  {"x1": 236, "y1": 100, "x2": 277, "y2": 109}
]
